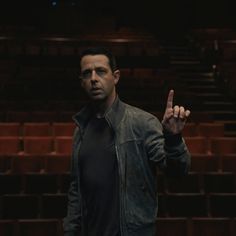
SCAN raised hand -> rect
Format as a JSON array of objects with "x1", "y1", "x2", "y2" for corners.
[{"x1": 162, "y1": 90, "x2": 190, "y2": 134}]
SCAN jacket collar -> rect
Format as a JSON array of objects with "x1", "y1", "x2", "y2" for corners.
[{"x1": 73, "y1": 96, "x2": 126, "y2": 132}]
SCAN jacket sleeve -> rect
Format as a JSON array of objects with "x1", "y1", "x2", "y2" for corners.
[
  {"x1": 63, "y1": 128, "x2": 82, "y2": 235},
  {"x1": 144, "y1": 115, "x2": 191, "y2": 177}
]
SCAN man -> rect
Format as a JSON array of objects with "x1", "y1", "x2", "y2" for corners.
[{"x1": 63, "y1": 47, "x2": 191, "y2": 236}]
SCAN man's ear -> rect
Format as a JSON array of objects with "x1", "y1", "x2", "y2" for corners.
[{"x1": 113, "y1": 70, "x2": 120, "y2": 85}]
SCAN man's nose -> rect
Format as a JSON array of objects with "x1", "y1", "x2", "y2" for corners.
[{"x1": 91, "y1": 70, "x2": 98, "y2": 81}]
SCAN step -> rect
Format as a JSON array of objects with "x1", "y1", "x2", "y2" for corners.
[
  {"x1": 188, "y1": 86, "x2": 220, "y2": 93},
  {"x1": 203, "y1": 101, "x2": 235, "y2": 110},
  {"x1": 178, "y1": 72, "x2": 214, "y2": 78},
  {"x1": 170, "y1": 56, "x2": 197, "y2": 61},
  {"x1": 170, "y1": 60, "x2": 201, "y2": 65},
  {"x1": 210, "y1": 111, "x2": 236, "y2": 121}
]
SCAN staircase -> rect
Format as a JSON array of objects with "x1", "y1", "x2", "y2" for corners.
[{"x1": 161, "y1": 39, "x2": 236, "y2": 136}]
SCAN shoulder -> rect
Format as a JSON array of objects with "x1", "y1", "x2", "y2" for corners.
[
  {"x1": 123, "y1": 103, "x2": 161, "y2": 127},
  {"x1": 124, "y1": 103, "x2": 158, "y2": 120}
]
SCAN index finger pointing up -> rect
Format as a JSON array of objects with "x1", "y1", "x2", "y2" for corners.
[{"x1": 166, "y1": 89, "x2": 174, "y2": 109}]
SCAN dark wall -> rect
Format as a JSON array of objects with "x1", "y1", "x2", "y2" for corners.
[{"x1": 0, "y1": 0, "x2": 235, "y2": 34}]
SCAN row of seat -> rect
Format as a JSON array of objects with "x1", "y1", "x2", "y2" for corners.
[
  {"x1": 0, "y1": 155, "x2": 70, "y2": 174},
  {"x1": 0, "y1": 122, "x2": 75, "y2": 137},
  {"x1": 1, "y1": 171, "x2": 235, "y2": 195},
  {"x1": 0, "y1": 122, "x2": 226, "y2": 137},
  {"x1": 1, "y1": 153, "x2": 236, "y2": 174},
  {"x1": 0, "y1": 110, "x2": 218, "y2": 123},
  {"x1": 0, "y1": 219, "x2": 63, "y2": 236},
  {"x1": 1, "y1": 192, "x2": 236, "y2": 219},
  {"x1": 0, "y1": 36, "x2": 162, "y2": 57},
  {"x1": 0, "y1": 136, "x2": 73, "y2": 155},
  {"x1": 1, "y1": 136, "x2": 236, "y2": 155},
  {"x1": 0, "y1": 111, "x2": 76, "y2": 122},
  {"x1": 1, "y1": 217, "x2": 235, "y2": 236}
]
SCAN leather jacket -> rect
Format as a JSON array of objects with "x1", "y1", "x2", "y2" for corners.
[{"x1": 63, "y1": 97, "x2": 191, "y2": 236}]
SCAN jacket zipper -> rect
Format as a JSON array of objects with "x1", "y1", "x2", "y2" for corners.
[{"x1": 115, "y1": 144, "x2": 125, "y2": 236}]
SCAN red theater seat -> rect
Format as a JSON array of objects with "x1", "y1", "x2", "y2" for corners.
[
  {"x1": 45, "y1": 155, "x2": 71, "y2": 174},
  {"x1": 191, "y1": 217, "x2": 232, "y2": 236},
  {"x1": 0, "y1": 137, "x2": 21, "y2": 154},
  {"x1": 166, "y1": 172, "x2": 202, "y2": 193},
  {"x1": 0, "y1": 220, "x2": 15, "y2": 236},
  {"x1": 221, "y1": 154, "x2": 236, "y2": 172},
  {"x1": 11, "y1": 155, "x2": 45, "y2": 174},
  {"x1": 23, "y1": 123, "x2": 51, "y2": 137},
  {"x1": 184, "y1": 137, "x2": 209, "y2": 155},
  {"x1": 182, "y1": 123, "x2": 198, "y2": 137},
  {"x1": 209, "y1": 193, "x2": 236, "y2": 217},
  {"x1": 0, "y1": 123, "x2": 21, "y2": 136},
  {"x1": 2, "y1": 194, "x2": 39, "y2": 219},
  {"x1": 23, "y1": 137, "x2": 53, "y2": 154},
  {"x1": 166, "y1": 193, "x2": 207, "y2": 217},
  {"x1": 41, "y1": 194, "x2": 67, "y2": 218},
  {"x1": 198, "y1": 122, "x2": 225, "y2": 137},
  {"x1": 18, "y1": 219, "x2": 63, "y2": 236},
  {"x1": 54, "y1": 137, "x2": 73, "y2": 154},
  {"x1": 210, "y1": 137, "x2": 236, "y2": 155},
  {"x1": 52, "y1": 123, "x2": 75, "y2": 137},
  {"x1": 23, "y1": 122, "x2": 51, "y2": 136},
  {"x1": 203, "y1": 172, "x2": 235, "y2": 193},
  {"x1": 190, "y1": 154, "x2": 220, "y2": 172},
  {"x1": 156, "y1": 218, "x2": 188, "y2": 236}
]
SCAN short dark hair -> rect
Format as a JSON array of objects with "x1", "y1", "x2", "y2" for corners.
[{"x1": 79, "y1": 47, "x2": 118, "y2": 73}]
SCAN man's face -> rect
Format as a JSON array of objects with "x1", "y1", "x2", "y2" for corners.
[{"x1": 80, "y1": 54, "x2": 120, "y2": 103}]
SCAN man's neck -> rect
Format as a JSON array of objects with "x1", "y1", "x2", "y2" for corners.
[{"x1": 91, "y1": 95, "x2": 116, "y2": 118}]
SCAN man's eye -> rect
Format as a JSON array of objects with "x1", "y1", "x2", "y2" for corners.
[
  {"x1": 81, "y1": 71, "x2": 92, "y2": 79},
  {"x1": 95, "y1": 69, "x2": 106, "y2": 76}
]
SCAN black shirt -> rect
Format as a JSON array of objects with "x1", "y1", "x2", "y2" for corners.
[{"x1": 79, "y1": 116, "x2": 120, "y2": 236}]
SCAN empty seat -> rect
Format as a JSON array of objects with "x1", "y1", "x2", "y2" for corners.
[
  {"x1": 6, "y1": 111, "x2": 29, "y2": 123},
  {"x1": 54, "y1": 137, "x2": 73, "y2": 154},
  {"x1": 119, "y1": 68, "x2": 131, "y2": 78},
  {"x1": 166, "y1": 193, "x2": 207, "y2": 217},
  {"x1": 210, "y1": 137, "x2": 236, "y2": 155},
  {"x1": 184, "y1": 137, "x2": 209, "y2": 155},
  {"x1": 45, "y1": 155, "x2": 71, "y2": 174},
  {"x1": 23, "y1": 123, "x2": 51, "y2": 137},
  {"x1": 58, "y1": 111, "x2": 75, "y2": 122},
  {"x1": 166, "y1": 172, "x2": 202, "y2": 193},
  {"x1": 191, "y1": 217, "x2": 232, "y2": 236},
  {"x1": 11, "y1": 155, "x2": 45, "y2": 173},
  {"x1": 0, "y1": 156, "x2": 12, "y2": 173},
  {"x1": 133, "y1": 68, "x2": 154, "y2": 79},
  {"x1": 157, "y1": 193, "x2": 167, "y2": 217},
  {"x1": 203, "y1": 172, "x2": 235, "y2": 193},
  {"x1": 0, "y1": 220, "x2": 15, "y2": 236},
  {"x1": 0, "y1": 123, "x2": 21, "y2": 136},
  {"x1": 156, "y1": 218, "x2": 188, "y2": 236},
  {"x1": 18, "y1": 219, "x2": 62, "y2": 236},
  {"x1": 182, "y1": 123, "x2": 198, "y2": 137},
  {"x1": 23, "y1": 137, "x2": 53, "y2": 154},
  {"x1": 59, "y1": 173, "x2": 71, "y2": 193},
  {"x1": 156, "y1": 172, "x2": 165, "y2": 193},
  {"x1": 209, "y1": 193, "x2": 236, "y2": 217},
  {"x1": 0, "y1": 174, "x2": 22, "y2": 194},
  {"x1": 2, "y1": 194, "x2": 39, "y2": 219},
  {"x1": 198, "y1": 122, "x2": 225, "y2": 137},
  {"x1": 41, "y1": 194, "x2": 67, "y2": 218},
  {"x1": 190, "y1": 154, "x2": 220, "y2": 172},
  {"x1": 31, "y1": 111, "x2": 57, "y2": 122},
  {"x1": 52, "y1": 123, "x2": 75, "y2": 137},
  {"x1": 24, "y1": 173, "x2": 58, "y2": 194},
  {"x1": 0, "y1": 137, "x2": 21, "y2": 154},
  {"x1": 221, "y1": 154, "x2": 236, "y2": 172}
]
